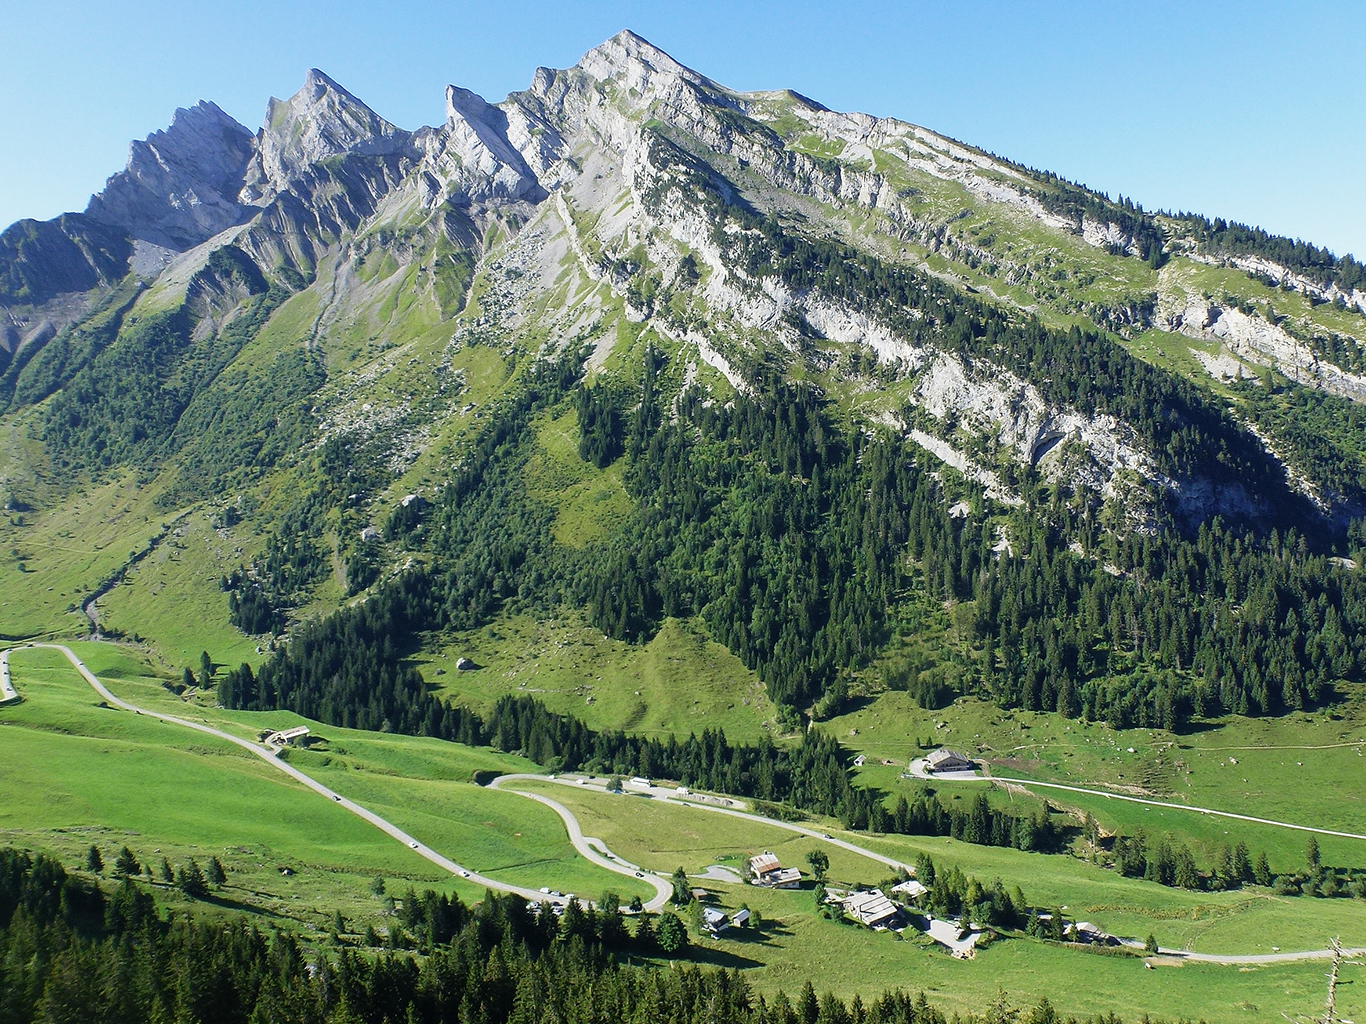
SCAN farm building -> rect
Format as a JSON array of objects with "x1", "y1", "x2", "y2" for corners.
[
  {"x1": 852, "y1": 754, "x2": 866, "y2": 767},
  {"x1": 839, "y1": 890, "x2": 901, "y2": 929},
  {"x1": 701, "y1": 907, "x2": 752, "y2": 935},
  {"x1": 701, "y1": 907, "x2": 729, "y2": 933},
  {"x1": 748, "y1": 852, "x2": 802, "y2": 888},
  {"x1": 924, "y1": 749, "x2": 973, "y2": 773}
]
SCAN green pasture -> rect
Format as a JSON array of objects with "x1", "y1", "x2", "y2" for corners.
[
  {"x1": 422, "y1": 611, "x2": 778, "y2": 741},
  {"x1": 512, "y1": 781, "x2": 1356, "y2": 1024},
  {"x1": 0, "y1": 644, "x2": 646, "y2": 923}
]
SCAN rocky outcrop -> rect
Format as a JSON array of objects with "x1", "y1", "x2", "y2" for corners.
[
  {"x1": 84, "y1": 101, "x2": 255, "y2": 251},
  {"x1": 1163, "y1": 291, "x2": 1366, "y2": 401}
]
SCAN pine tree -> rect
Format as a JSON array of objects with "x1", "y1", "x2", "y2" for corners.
[
  {"x1": 206, "y1": 856, "x2": 227, "y2": 887},
  {"x1": 671, "y1": 866, "x2": 690, "y2": 905},
  {"x1": 1254, "y1": 851, "x2": 1273, "y2": 887},
  {"x1": 178, "y1": 859, "x2": 208, "y2": 898},
  {"x1": 114, "y1": 846, "x2": 140, "y2": 878},
  {"x1": 656, "y1": 911, "x2": 688, "y2": 953},
  {"x1": 85, "y1": 845, "x2": 103, "y2": 874}
]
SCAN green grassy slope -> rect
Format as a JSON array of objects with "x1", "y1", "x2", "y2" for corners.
[{"x1": 0, "y1": 644, "x2": 651, "y2": 925}]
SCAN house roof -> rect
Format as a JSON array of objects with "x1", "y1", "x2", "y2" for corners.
[
  {"x1": 840, "y1": 890, "x2": 899, "y2": 924},
  {"x1": 749, "y1": 853, "x2": 781, "y2": 874},
  {"x1": 926, "y1": 749, "x2": 971, "y2": 767},
  {"x1": 891, "y1": 879, "x2": 928, "y2": 899}
]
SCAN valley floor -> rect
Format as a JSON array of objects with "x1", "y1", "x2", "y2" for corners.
[{"x1": 3, "y1": 640, "x2": 1365, "y2": 1024}]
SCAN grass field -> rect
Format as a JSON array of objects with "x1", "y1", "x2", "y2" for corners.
[
  {"x1": 829, "y1": 690, "x2": 1366, "y2": 869},
  {"x1": 0, "y1": 644, "x2": 650, "y2": 931},
  {"x1": 512, "y1": 781, "x2": 1361, "y2": 1024},
  {"x1": 420, "y1": 611, "x2": 779, "y2": 741}
]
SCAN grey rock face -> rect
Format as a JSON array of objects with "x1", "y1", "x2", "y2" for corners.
[
  {"x1": 84, "y1": 101, "x2": 255, "y2": 251},
  {"x1": 243, "y1": 69, "x2": 414, "y2": 202}
]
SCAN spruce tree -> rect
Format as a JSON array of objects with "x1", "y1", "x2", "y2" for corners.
[{"x1": 114, "y1": 846, "x2": 140, "y2": 877}]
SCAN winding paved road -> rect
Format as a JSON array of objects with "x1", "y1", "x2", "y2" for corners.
[
  {"x1": 0, "y1": 644, "x2": 649, "y2": 909},
  {"x1": 4, "y1": 643, "x2": 1359, "y2": 962},
  {"x1": 489, "y1": 776, "x2": 672, "y2": 910},
  {"x1": 906, "y1": 758, "x2": 1366, "y2": 842}
]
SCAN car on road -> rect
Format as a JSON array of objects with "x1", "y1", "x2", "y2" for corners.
[
  {"x1": 634, "y1": 871, "x2": 643, "y2": 877},
  {"x1": 410, "y1": 842, "x2": 419, "y2": 849},
  {"x1": 539, "y1": 887, "x2": 551, "y2": 894},
  {"x1": 458, "y1": 869, "x2": 470, "y2": 877},
  {"x1": 332, "y1": 795, "x2": 341, "y2": 801}
]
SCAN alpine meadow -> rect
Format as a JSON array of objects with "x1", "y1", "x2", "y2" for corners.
[{"x1": 2, "y1": 29, "x2": 1365, "y2": 1024}]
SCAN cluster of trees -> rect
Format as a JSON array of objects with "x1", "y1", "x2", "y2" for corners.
[
  {"x1": 378, "y1": 885, "x2": 692, "y2": 957},
  {"x1": 887, "y1": 791, "x2": 1061, "y2": 853},
  {"x1": 1172, "y1": 214, "x2": 1365, "y2": 294},
  {"x1": 580, "y1": 373, "x2": 914, "y2": 709},
  {"x1": 911, "y1": 853, "x2": 1030, "y2": 929},
  {"x1": 223, "y1": 497, "x2": 335, "y2": 634},
  {"x1": 1027, "y1": 179, "x2": 1167, "y2": 268},
  {"x1": 40, "y1": 264, "x2": 285, "y2": 477},
  {"x1": 3, "y1": 843, "x2": 1102, "y2": 1024},
  {"x1": 1110, "y1": 831, "x2": 1366, "y2": 898},
  {"x1": 82, "y1": 842, "x2": 228, "y2": 896}
]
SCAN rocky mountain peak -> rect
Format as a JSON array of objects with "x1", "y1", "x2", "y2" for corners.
[
  {"x1": 244, "y1": 68, "x2": 412, "y2": 201},
  {"x1": 575, "y1": 29, "x2": 715, "y2": 91},
  {"x1": 83, "y1": 100, "x2": 255, "y2": 251},
  {"x1": 434, "y1": 86, "x2": 544, "y2": 205}
]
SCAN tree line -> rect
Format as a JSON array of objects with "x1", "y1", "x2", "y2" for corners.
[{"x1": 1, "y1": 843, "x2": 1144, "y2": 1024}]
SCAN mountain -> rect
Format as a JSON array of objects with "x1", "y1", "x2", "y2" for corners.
[{"x1": 3, "y1": 30, "x2": 1366, "y2": 734}]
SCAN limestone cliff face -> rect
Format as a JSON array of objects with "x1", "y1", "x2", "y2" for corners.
[{"x1": 85, "y1": 100, "x2": 256, "y2": 251}]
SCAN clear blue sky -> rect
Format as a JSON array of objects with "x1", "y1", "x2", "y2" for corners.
[{"x1": 4, "y1": 0, "x2": 1363, "y2": 258}]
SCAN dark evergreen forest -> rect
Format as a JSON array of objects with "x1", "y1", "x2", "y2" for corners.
[{"x1": 0, "y1": 845, "x2": 1173, "y2": 1024}]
